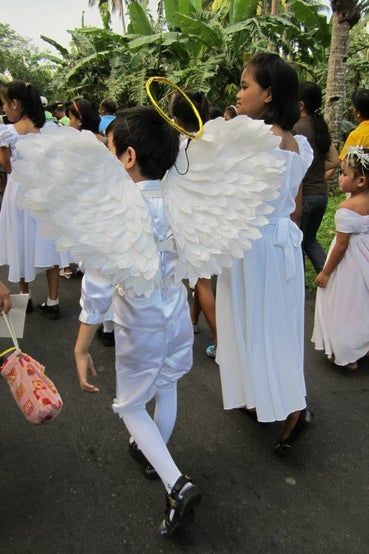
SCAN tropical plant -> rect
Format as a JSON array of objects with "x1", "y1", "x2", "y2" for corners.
[
  {"x1": 39, "y1": 0, "x2": 332, "y2": 110},
  {"x1": 0, "y1": 23, "x2": 56, "y2": 95},
  {"x1": 324, "y1": 0, "x2": 369, "y2": 141},
  {"x1": 88, "y1": 0, "x2": 127, "y2": 32}
]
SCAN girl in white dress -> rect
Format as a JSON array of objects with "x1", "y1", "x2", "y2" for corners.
[
  {"x1": 312, "y1": 147, "x2": 369, "y2": 369},
  {"x1": 0, "y1": 81, "x2": 69, "y2": 318},
  {"x1": 216, "y1": 53, "x2": 314, "y2": 453}
]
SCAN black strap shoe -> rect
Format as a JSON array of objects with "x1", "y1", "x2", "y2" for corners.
[
  {"x1": 128, "y1": 440, "x2": 159, "y2": 480},
  {"x1": 97, "y1": 326, "x2": 115, "y2": 347},
  {"x1": 37, "y1": 302, "x2": 60, "y2": 320},
  {"x1": 159, "y1": 475, "x2": 202, "y2": 536},
  {"x1": 274, "y1": 409, "x2": 314, "y2": 455}
]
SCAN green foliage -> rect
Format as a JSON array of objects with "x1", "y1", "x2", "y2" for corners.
[
  {"x1": 0, "y1": 0, "x2": 339, "y2": 110},
  {"x1": 0, "y1": 23, "x2": 56, "y2": 95}
]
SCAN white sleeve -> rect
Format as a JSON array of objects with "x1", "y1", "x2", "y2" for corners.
[{"x1": 79, "y1": 269, "x2": 115, "y2": 325}]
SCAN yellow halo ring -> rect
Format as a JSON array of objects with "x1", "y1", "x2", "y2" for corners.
[{"x1": 145, "y1": 76, "x2": 204, "y2": 140}]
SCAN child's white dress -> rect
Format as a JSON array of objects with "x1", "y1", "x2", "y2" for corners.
[
  {"x1": 312, "y1": 208, "x2": 369, "y2": 365},
  {"x1": 0, "y1": 124, "x2": 71, "y2": 282},
  {"x1": 216, "y1": 136, "x2": 313, "y2": 422}
]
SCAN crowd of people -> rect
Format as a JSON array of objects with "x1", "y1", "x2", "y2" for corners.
[{"x1": 0, "y1": 53, "x2": 369, "y2": 537}]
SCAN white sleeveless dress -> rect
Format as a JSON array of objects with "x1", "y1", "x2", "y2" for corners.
[
  {"x1": 312, "y1": 208, "x2": 369, "y2": 365},
  {"x1": 216, "y1": 136, "x2": 313, "y2": 422},
  {"x1": 0, "y1": 124, "x2": 71, "y2": 282}
]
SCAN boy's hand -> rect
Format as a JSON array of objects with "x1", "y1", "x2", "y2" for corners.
[
  {"x1": 75, "y1": 352, "x2": 99, "y2": 393},
  {"x1": 315, "y1": 271, "x2": 329, "y2": 288}
]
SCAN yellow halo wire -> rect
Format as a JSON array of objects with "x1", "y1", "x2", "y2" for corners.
[{"x1": 145, "y1": 76, "x2": 204, "y2": 140}]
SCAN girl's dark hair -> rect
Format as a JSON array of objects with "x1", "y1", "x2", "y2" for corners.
[
  {"x1": 0, "y1": 81, "x2": 45, "y2": 128},
  {"x1": 112, "y1": 106, "x2": 179, "y2": 180},
  {"x1": 299, "y1": 82, "x2": 331, "y2": 154},
  {"x1": 66, "y1": 98, "x2": 100, "y2": 133},
  {"x1": 246, "y1": 53, "x2": 299, "y2": 130},
  {"x1": 170, "y1": 91, "x2": 210, "y2": 132}
]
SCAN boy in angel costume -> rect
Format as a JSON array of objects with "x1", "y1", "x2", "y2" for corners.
[{"x1": 13, "y1": 104, "x2": 285, "y2": 536}]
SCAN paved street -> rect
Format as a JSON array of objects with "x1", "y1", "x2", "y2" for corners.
[{"x1": 0, "y1": 268, "x2": 368, "y2": 553}]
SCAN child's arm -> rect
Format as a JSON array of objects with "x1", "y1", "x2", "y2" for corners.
[
  {"x1": 74, "y1": 323, "x2": 100, "y2": 393},
  {"x1": 325, "y1": 143, "x2": 340, "y2": 171},
  {"x1": 0, "y1": 147, "x2": 11, "y2": 174},
  {"x1": 75, "y1": 268, "x2": 115, "y2": 393},
  {"x1": 316, "y1": 230, "x2": 350, "y2": 287}
]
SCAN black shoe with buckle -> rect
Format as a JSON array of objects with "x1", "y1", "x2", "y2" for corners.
[
  {"x1": 37, "y1": 302, "x2": 60, "y2": 320},
  {"x1": 97, "y1": 326, "x2": 115, "y2": 347},
  {"x1": 128, "y1": 440, "x2": 159, "y2": 480},
  {"x1": 159, "y1": 475, "x2": 202, "y2": 536},
  {"x1": 274, "y1": 409, "x2": 314, "y2": 456}
]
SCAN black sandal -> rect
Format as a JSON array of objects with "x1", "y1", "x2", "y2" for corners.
[
  {"x1": 159, "y1": 475, "x2": 202, "y2": 536},
  {"x1": 128, "y1": 440, "x2": 159, "y2": 480},
  {"x1": 274, "y1": 409, "x2": 314, "y2": 455}
]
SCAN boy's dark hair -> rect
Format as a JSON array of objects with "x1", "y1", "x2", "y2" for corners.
[
  {"x1": 170, "y1": 91, "x2": 210, "y2": 132},
  {"x1": 66, "y1": 98, "x2": 100, "y2": 133},
  {"x1": 0, "y1": 81, "x2": 45, "y2": 128},
  {"x1": 100, "y1": 98, "x2": 117, "y2": 115},
  {"x1": 352, "y1": 89, "x2": 369, "y2": 119},
  {"x1": 52, "y1": 101, "x2": 66, "y2": 114},
  {"x1": 246, "y1": 53, "x2": 299, "y2": 130},
  {"x1": 112, "y1": 106, "x2": 179, "y2": 180},
  {"x1": 299, "y1": 81, "x2": 331, "y2": 154}
]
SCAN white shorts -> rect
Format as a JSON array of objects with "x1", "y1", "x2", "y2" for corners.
[{"x1": 112, "y1": 305, "x2": 193, "y2": 415}]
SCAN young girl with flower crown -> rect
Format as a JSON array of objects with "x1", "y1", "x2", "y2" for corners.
[{"x1": 312, "y1": 147, "x2": 369, "y2": 369}]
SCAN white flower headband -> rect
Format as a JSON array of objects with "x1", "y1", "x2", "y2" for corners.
[{"x1": 346, "y1": 146, "x2": 369, "y2": 172}]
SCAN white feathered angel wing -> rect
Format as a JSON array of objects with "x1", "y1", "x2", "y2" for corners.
[
  {"x1": 13, "y1": 126, "x2": 160, "y2": 297},
  {"x1": 164, "y1": 115, "x2": 285, "y2": 285}
]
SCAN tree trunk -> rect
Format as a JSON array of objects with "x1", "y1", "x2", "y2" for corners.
[
  {"x1": 262, "y1": 0, "x2": 272, "y2": 15},
  {"x1": 271, "y1": 0, "x2": 279, "y2": 15},
  {"x1": 324, "y1": 11, "x2": 350, "y2": 144}
]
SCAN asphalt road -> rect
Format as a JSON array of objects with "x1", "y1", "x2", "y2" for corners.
[{"x1": 0, "y1": 269, "x2": 368, "y2": 554}]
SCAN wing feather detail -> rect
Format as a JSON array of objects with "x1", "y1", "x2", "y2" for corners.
[
  {"x1": 164, "y1": 115, "x2": 285, "y2": 285},
  {"x1": 13, "y1": 126, "x2": 160, "y2": 297}
]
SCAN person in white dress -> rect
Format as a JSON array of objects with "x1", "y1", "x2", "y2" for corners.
[
  {"x1": 312, "y1": 146, "x2": 369, "y2": 369},
  {"x1": 0, "y1": 80, "x2": 70, "y2": 318},
  {"x1": 216, "y1": 53, "x2": 314, "y2": 453}
]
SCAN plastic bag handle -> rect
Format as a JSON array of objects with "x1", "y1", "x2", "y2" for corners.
[{"x1": 1, "y1": 311, "x2": 21, "y2": 354}]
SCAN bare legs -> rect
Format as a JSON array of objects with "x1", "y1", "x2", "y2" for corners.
[
  {"x1": 191, "y1": 278, "x2": 217, "y2": 342},
  {"x1": 46, "y1": 266, "x2": 60, "y2": 301}
]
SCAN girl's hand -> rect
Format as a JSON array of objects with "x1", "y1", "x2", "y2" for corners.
[
  {"x1": 75, "y1": 351, "x2": 99, "y2": 393},
  {"x1": 316, "y1": 271, "x2": 330, "y2": 288}
]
